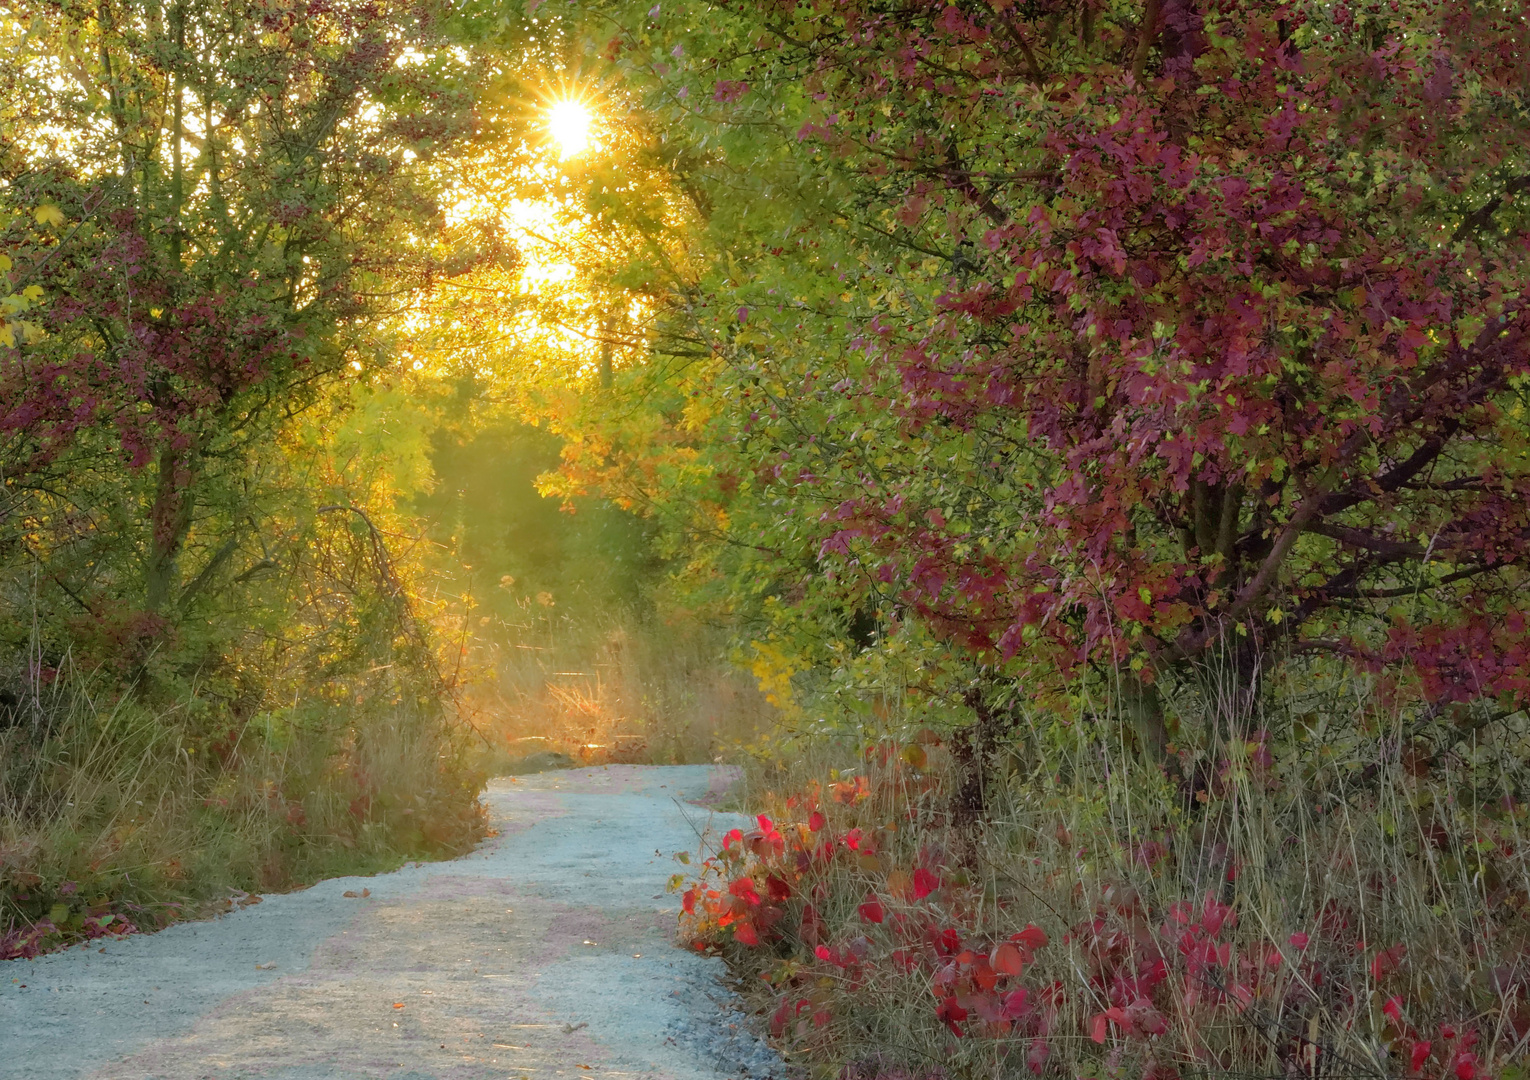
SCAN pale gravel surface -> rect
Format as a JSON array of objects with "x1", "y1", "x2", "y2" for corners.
[{"x1": 1, "y1": 765, "x2": 788, "y2": 1080}]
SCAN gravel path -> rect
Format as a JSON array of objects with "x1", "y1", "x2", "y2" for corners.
[{"x1": 1, "y1": 765, "x2": 787, "y2": 1080}]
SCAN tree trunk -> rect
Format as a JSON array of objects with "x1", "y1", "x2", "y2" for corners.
[
  {"x1": 144, "y1": 444, "x2": 197, "y2": 614},
  {"x1": 951, "y1": 687, "x2": 1010, "y2": 832},
  {"x1": 1122, "y1": 671, "x2": 1169, "y2": 762},
  {"x1": 599, "y1": 314, "x2": 615, "y2": 389}
]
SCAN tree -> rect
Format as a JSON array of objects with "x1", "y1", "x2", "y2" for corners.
[
  {"x1": 0, "y1": 0, "x2": 487, "y2": 660},
  {"x1": 579, "y1": 0, "x2": 1530, "y2": 756}
]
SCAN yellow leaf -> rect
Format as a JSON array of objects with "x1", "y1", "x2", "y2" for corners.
[
  {"x1": 0, "y1": 254, "x2": 11, "y2": 272},
  {"x1": 21, "y1": 285, "x2": 43, "y2": 301},
  {"x1": 34, "y1": 204, "x2": 65, "y2": 227}
]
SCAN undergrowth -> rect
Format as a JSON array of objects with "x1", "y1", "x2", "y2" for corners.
[
  {"x1": 0, "y1": 654, "x2": 485, "y2": 960},
  {"x1": 677, "y1": 687, "x2": 1530, "y2": 1080}
]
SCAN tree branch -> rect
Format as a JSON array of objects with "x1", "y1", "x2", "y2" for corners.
[
  {"x1": 1451, "y1": 173, "x2": 1530, "y2": 244},
  {"x1": 1305, "y1": 523, "x2": 1426, "y2": 561},
  {"x1": 1130, "y1": 0, "x2": 1161, "y2": 84}
]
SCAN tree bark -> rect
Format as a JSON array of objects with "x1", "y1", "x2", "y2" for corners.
[
  {"x1": 1122, "y1": 671, "x2": 1169, "y2": 762},
  {"x1": 952, "y1": 687, "x2": 1006, "y2": 831},
  {"x1": 144, "y1": 444, "x2": 197, "y2": 614}
]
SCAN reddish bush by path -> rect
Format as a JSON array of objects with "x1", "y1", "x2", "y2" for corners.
[
  {"x1": 675, "y1": 739, "x2": 1530, "y2": 1079},
  {"x1": 0, "y1": 888, "x2": 140, "y2": 961}
]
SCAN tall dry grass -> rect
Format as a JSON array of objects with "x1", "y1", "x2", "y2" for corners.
[
  {"x1": 0, "y1": 650, "x2": 484, "y2": 959},
  {"x1": 679, "y1": 677, "x2": 1530, "y2": 1080}
]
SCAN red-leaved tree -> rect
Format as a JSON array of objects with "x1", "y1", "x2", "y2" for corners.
[{"x1": 687, "y1": 0, "x2": 1530, "y2": 749}]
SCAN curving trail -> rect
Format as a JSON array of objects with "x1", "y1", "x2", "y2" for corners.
[{"x1": 1, "y1": 766, "x2": 786, "y2": 1080}]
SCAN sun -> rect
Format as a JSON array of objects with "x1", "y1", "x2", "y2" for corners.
[{"x1": 547, "y1": 98, "x2": 594, "y2": 158}]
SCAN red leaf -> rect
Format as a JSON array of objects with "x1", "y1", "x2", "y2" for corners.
[
  {"x1": 1090, "y1": 1012, "x2": 1109, "y2": 1043},
  {"x1": 808, "y1": 811, "x2": 826, "y2": 832},
  {"x1": 858, "y1": 898, "x2": 886, "y2": 924},
  {"x1": 968, "y1": 991, "x2": 1006, "y2": 1023},
  {"x1": 936, "y1": 995, "x2": 968, "y2": 1036},
  {"x1": 1129, "y1": 998, "x2": 1167, "y2": 1036},
  {"x1": 1002, "y1": 988, "x2": 1030, "y2": 1019},
  {"x1": 990, "y1": 942, "x2": 1025, "y2": 976},
  {"x1": 912, "y1": 867, "x2": 941, "y2": 899},
  {"x1": 971, "y1": 958, "x2": 998, "y2": 993},
  {"x1": 1026, "y1": 1038, "x2": 1049, "y2": 1075},
  {"x1": 1410, "y1": 1041, "x2": 1432, "y2": 1072},
  {"x1": 1014, "y1": 924, "x2": 1049, "y2": 950},
  {"x1": 799, "y1": 903, "x2": 824, "y2": 947},
  {"x1": 733, "y1": 920, "x2": 759, "y2": 947},
  {"x1": 1371, "y1": 943, "x2": 1407, "y2": 980},
  {"x1": 1200, "y1": 893, "x2": 1234, "y2": 936}
]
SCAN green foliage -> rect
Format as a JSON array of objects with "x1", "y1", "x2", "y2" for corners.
[{"x1": 490, "y1": 0, "x2": 1530, "y2": 788}]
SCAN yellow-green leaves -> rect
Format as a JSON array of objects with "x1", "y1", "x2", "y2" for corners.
[{"x1": 1, "y1": 245, "x2": 43, "y2": 349}]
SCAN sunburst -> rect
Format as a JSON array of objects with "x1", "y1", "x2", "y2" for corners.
[{"x1": 547, "y1": 97, "x2": 594, "y2": 158}]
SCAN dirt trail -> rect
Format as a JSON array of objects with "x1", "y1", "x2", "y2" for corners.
[{"x1": 1, "y1": 765, "x2": 785, "y2": 1080}]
